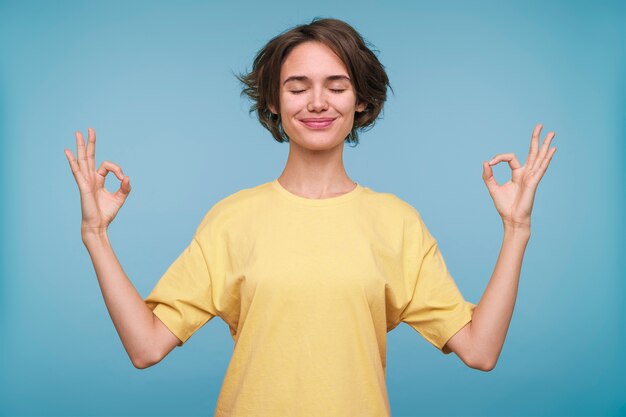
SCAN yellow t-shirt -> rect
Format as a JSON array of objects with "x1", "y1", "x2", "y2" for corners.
[{"x1": 144, "y1": 179, "x2": 476, "y2": 417}]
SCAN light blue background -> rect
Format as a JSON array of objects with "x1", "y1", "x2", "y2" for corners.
[{"x1": 1, "y1": 1, "x2": 624, "y2": 416}]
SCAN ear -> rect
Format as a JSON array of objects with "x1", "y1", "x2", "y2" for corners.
[
  {"x1": 356, "y1": 101, "x2": 367, "y2": 113},
  {"x1": 268, "y1": 104, "x2": 278, "y2": 115}
]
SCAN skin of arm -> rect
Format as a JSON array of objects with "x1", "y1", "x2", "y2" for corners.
[
  {"x1": 82, "y1": 230, "x2": 166, "y2": 369},
  {"x1": 445, "y1": 223, "x2": 530, "y2": 371},
  {"x1": 65, "y1": 127, "x2": 181, "y2": 369},
  {"x1": 444, "y1": 123, "x2": 556, "y2": 371}
]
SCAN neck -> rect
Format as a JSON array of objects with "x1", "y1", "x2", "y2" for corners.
[{"x1": 278, "y1": 141, "x2": 355, "y2": 199}]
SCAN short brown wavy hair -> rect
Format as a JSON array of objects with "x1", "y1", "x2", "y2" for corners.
[{"x1": 234, "y1": 17, "x2": 393, "y2": 146}]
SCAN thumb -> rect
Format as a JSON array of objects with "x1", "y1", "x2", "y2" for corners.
[{"x1": 115, "y1": 175, "x2": 131, "y2": 200}]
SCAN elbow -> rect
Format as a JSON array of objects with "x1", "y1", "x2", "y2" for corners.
[
  {"x1": 131, "y1": 351, "x2": 160, "y2": 370},
  {"x1": 475, "y1": 361, "x2": 496, "y2": 372},
  {"x1": 131, "y1": 356, "x2": 152, "y2": 370},
  {"x1": 471, "y1": 357, "x2": 497, "y2": 372},
  {"x1": 467, "y1": 351, "x2": 497, "y2": 372}
]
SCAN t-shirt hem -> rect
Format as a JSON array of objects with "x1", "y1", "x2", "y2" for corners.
[
  {"x1": 437, "y1": 301, "x2": 477, "y2": 355},
  {"x1": 149, "y1": 303, "x2": 191, "y2": 346}
]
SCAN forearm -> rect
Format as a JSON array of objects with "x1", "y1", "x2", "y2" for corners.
[
  {"x1": 82, "y1": 231, "x2": 157, "y2": 369},
  {"x1": 470, "y1": 224, "x2": 530, "y2": 369}
]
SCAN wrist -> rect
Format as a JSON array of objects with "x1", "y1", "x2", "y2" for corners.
[
  {"x1": 502, "y1": 217, "x2": 531, "y2": 230},
  {"x1": 502, "y1": 222, "x2": 531, "y2": 239},
  {"x1": 81, "y1": 226, "x2": 109, "y2": 244}
]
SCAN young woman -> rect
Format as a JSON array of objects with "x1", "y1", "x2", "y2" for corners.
[{"x1": 64, "y1": 17, "x2": 556, "y2": 417}]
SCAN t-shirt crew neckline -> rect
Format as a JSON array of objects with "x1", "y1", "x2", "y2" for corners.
[{"x1": 271, "y1": 178, "x2": 363, "y2": 207}]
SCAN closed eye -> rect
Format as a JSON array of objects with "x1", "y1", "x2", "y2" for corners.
[{"x1": 289, "y1": 89, "x2": 347, "y2": 95}]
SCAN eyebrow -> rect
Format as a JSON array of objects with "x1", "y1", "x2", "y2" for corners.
[{"x1": 282, "y1": 75, "x2": 351, "y2": 86}]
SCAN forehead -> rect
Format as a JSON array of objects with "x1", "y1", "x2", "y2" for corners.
[{"x1": 280, "y1": 41, "x2": 349, "y2": 81}]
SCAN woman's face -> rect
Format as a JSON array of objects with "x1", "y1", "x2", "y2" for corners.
[{"x1": 271, "y1": 41, "x2": 366, "y2": 151}]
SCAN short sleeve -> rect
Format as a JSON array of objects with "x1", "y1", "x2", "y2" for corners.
[
  {"x1": 399, "y1": 212, "x2": 476, "y2": 355},
  {"x1": 144, "y1": 235, "x2": 218, "y2": 346}
]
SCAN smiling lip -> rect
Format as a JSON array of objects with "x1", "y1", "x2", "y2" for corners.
[{"x1": 300, "y1": 118, "x2": 336, "y2": 129}]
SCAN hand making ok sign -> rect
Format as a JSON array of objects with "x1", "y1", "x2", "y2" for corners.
[
  {"x1": 482, "y1": 123, "x2": 557, "y2": 229},
  {"x1": 64, "y1": 127, "x2": 132, "y2": 237}
]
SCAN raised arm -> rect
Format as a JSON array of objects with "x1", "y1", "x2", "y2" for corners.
[
  {"x1": 65, "y1": 127, "x2": 181, "y2": 368},
  {"x1": 445, "y1": 123, "x2": 556, "y2": 370},
  {"x1": 81, "y1": 231, "x2": 182, "y2": 368}
]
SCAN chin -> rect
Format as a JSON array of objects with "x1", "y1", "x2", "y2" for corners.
[
  {"x1": 286, "y1": 124, "x2": 351, "y2": 150},
  {"x1": 292, "y1": 133, "x2": 347, "y2": 151}
]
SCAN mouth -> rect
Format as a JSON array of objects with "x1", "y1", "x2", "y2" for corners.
[{"x1": 299, "y1": 117, "x2": 337, "y2": 129}]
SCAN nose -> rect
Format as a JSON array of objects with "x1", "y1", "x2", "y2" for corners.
[{"x1": 307, "y1": 87, "x2": 328, "y2": 112}]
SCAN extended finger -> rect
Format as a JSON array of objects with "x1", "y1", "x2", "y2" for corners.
[
  {"x1": 526, "y1": 123, "x2": 542, "y2": 169},
  {"x1": 532, "y1": 131, "x2": 556, "y2": 172},
  {"x1": 535, "y1": 146, "x2": 557, "y2": 179},
  {"x1": 97, "y1": 160, "x2": 125, "y2": 181},
  {"x1": 488, "y1": 153, "x2": 522, "y2": 170},
  {"x1": 86, "y1": 127, "x2": 96, "y2": 173},
  {"x1": 76, "y1": 131, "x2": 88, "y2": 174},
  {"x1": 64, "y1": 148, "x2": 87, "y2": 189}
]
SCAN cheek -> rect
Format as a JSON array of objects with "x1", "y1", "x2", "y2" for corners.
[
  {"x1": 337, "y1": 94, "x2": 359, "y2": 113},
  {"x1": 280, "y1": 96, "x2": 305, "y2": 117}
]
